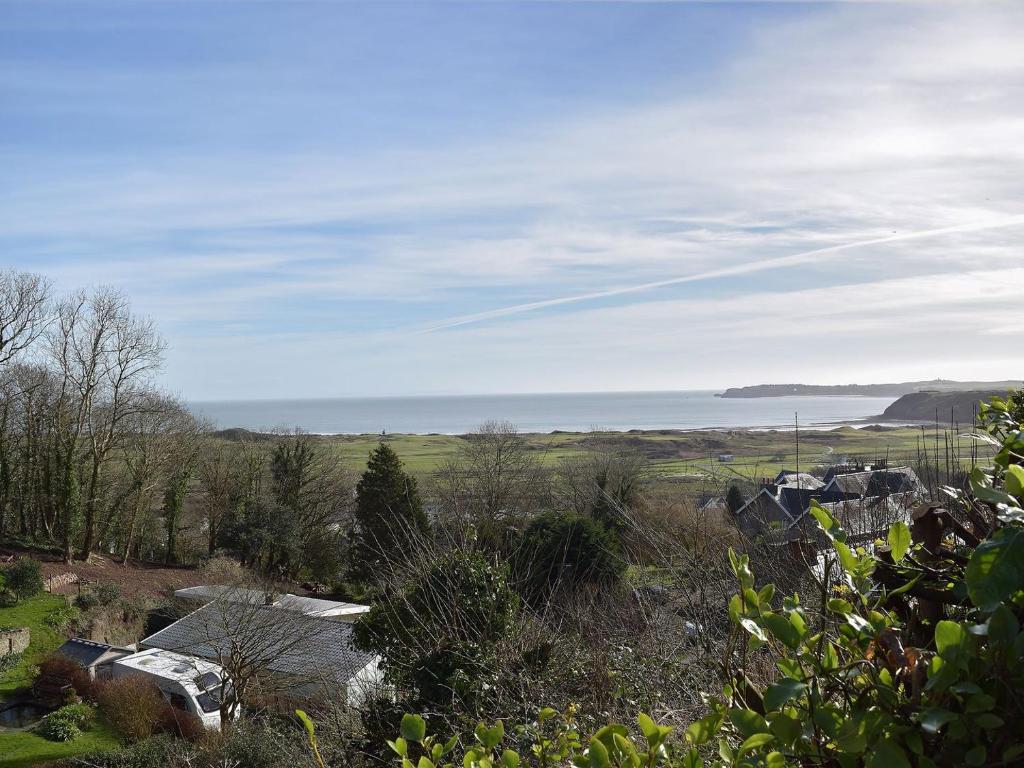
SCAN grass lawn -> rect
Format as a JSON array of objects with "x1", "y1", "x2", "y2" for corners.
[
  {"x1": 0, "y1": 593, "x2": 67, "y2": 698},
  {"x1": 0, "y1": 595, "x2": 121, "y2": 766},
  {"x1": 0, "y1": 715, "x2": 121, "y2": 768}
]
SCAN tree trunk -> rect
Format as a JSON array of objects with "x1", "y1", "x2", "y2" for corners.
[{"x1": 78, "y1": 456, "x2": 102, "y2": 559}]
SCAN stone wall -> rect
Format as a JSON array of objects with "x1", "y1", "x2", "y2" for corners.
[{"x1": 0, "y1": 627, "x2": 30, "y2": 657}]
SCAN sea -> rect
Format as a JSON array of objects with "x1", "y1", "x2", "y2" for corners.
[{"x1": 189, "y1": 391, "x2": 901, "y2": 435}]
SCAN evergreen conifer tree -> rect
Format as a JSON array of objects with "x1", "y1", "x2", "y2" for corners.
[
  {"x1": 725, "y1": 484, "x2": 745, "y2": 514},
  {"x1": 352, "y1": 442, "x2": 428, "y2": 581}
]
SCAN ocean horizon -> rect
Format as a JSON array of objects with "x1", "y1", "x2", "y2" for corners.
[{"x1": 189, "y1": 390, "x2": 902, "y2": 435}]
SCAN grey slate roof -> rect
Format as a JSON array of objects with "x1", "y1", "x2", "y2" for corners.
[
  {"x1": 824, "y1": 466, "x2": 923, "y2": 498},
  {"x1": 141, "y1": 601, "x2": 376, "y2": 686},
  {"x1": 57, "y1": 638, "x2": 130, "y2": 667},
  {"x1": 778, "y1": 486, "x2": 819, "y2": 517}
]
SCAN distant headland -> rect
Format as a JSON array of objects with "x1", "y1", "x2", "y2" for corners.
[{"x1": 716, "y1": 379, "x2": 1021, "y2": 399}]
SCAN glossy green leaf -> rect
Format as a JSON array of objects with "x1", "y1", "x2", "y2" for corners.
[
  {"x1": 919, "y1": 708, "x2": 957, "y2": 734},
  {"x1": 588, "y1": 737, "x2": 609, "y2": 768},
  {"x1": 935, "y1": 620, "x2": 965, "y2": 660},
  {"x1": 887, "y1": 521, "x2": 911, "y2": 561},
  {"x1": 762, "y1": 612, "x2": 800, "y2": 650},
  {"x1": 401, "y1": 714, "x2": 427, "y2": 743},
  {"x1": 867, "y1": 739, "x2": 910, "y2": 768},
  {"x1": 763, "y1": 678, "x2": 807, "y2": 711},
  {"x1": 966, "y1": 526, "x2": 1024, "y2": 611},
  {"x1": 738, "y1": 733, "x2": 775, "y2": 755},
  {"x1": 728, "y1": 709, "x2": 768, "y2": 739}
]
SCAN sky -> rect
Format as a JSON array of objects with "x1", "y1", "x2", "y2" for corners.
[{"x1": 3, "y1": 0, "x2": 1023, "y2": 401}]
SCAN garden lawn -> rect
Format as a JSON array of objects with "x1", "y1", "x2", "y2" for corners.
[
  {"x1": 0, "y1": 593, "x2": 67, "y2": 698},
  {"x1": 0, "y1": 715, "x2": 121, "y2": 768}
]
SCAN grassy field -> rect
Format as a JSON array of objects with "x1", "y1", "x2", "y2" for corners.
[
  {"x1": 318, "y1": 424, "x2": 986, "y2": 492},
  {"x1": 0, "y1": 593, "x2": 67, "y2": 698},
  {"x1": 0, "y1": 716, "x2": 121, "y2": 768}
]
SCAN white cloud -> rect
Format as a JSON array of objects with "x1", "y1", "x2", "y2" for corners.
[{"x1": 6, "y1": 2, "x2": 1024, "y2": 397}]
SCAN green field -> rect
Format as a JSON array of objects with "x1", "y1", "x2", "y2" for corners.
[{"x1": 317, "y1": 425, "x2": 984, "y2": 491}]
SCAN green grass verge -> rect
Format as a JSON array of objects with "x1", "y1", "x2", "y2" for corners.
[
  {"x1": 0, "y1": 593, "x2": 67, "y2": 699},
  {"x1": 0, "y1": 715, "x2": 121, "y2": 768}
]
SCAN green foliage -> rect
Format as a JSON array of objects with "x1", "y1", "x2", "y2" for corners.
[
  {"x1": 3, "y1": 557, "x2": 44, "y2": 602},
  {"x1": 725, "y1": 486, "x2": 746, "y2": 515},
  {"x1": 43, "y1": 603, "x2": 80, "y2": 631},
  {"x1": 352, "y1": 442, "x2": 429, "y2": 581},
  {"x1": 162, "y1": 467, "x2": 191, "y2": 565},
  {"x1": 0, "y1": 649, "x2": 23, "y2": 673},
  {"x1": 296, "y1": 709, "x2": 327, "y2": 768},
  {"x1": 36, "y1": 703, "x2": 96, "y2": 742},
  {"x1": 74, "y1": 582, "x2": 121, "y2": 610},
  {"x1": 513, "y1": 510, "x2": 625, "y2": 602},
  {"x1": 370, "y1": 708, "x2": 695, "y2": 768},
  {"x1": 354, "y1": 548, "x2": 519, "y2": 710}
]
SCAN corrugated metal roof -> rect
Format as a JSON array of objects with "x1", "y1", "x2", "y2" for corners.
[
  {"x1": 274, "y1": 594, "x2": 368, "y2": 616},
  {"x1": 174, "y1": 586, "x2": 368, "y2": 617}
]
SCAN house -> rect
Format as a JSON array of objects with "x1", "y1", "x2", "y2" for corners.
[
  {"x1": 734, "y1": 465, "x2": 922, "y2": 547},
  {"x1": 697, "y1": 494, "x2": 727, "y2": 514},
  {"x1": 140, "y1": 600, "x2": 382, "y2": 706},
  {"x1": 733, "y1": 489, "x2": 793, "y2": 541},
  {"x1": 174, "y1": 585, "x2": 370, "y2": 622},
  {"x1": 56, "y1": 638, "x2": 134, "y2": 681},
  {"x1": 820, "y1": 466, "x2": 923, "y2": 501}
]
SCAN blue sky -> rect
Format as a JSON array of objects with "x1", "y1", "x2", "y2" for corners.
[{"x1": 4, "y1": 1, "x2": 1023, "y2": 400}]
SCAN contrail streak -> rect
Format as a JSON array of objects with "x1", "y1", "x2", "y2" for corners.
[{"x1": 417, "y1": 215, "x2": 1024, "y2": 333}]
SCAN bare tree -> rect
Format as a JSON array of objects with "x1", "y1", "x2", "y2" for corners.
[
  {"x1": 0, "y1": 269, "x2": 50, "y2": 366},
  {"x1": 43, "y1": 288, "x2": 166, "y2": 560},
  {"x1": 555, "y1": 435, "x2": 648, "y2": 519},
  {"x1": 435, "y1": 420, "x2": 547, "y2": 540},
  {"x1": 114, "y1": 393, "x2": 189, "y2": 564}
]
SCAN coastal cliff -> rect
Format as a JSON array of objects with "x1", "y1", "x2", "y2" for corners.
[{"x1": 879, "y1": 390, "x2": 1009, "y2": 423}]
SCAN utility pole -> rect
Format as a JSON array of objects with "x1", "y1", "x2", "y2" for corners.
[{"x1": 795, "y1": 411, "x2": 800, "y2": 490}]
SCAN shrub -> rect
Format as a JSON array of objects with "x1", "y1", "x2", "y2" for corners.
[
  {"x1": 38, "y1": 652, "x2": 94, "y2": 700},
  {"x1": 36, "y1": 702, "x2": 95, "y2": 742},
  {"x1": 512, "y1": 510, "x2": 625, "y2": 601},
  {"x1": 3, "y1": 557, "x2": 44, "y2": 601},
  {"x1": 75, "y1": 582, "x2": 122, "y2": 610},
  {"x1": 95, "y1": 675, "x2": 169, "y2": 742},
  {"x1": 157, "y1": 702, "x2": 207, "y2": 742},
  {"x1": 60, "y1": 733, "x2": 200, "y2": 768},
  {"x1": 0, "y1": 650, "x2": 22, "y2": 673},
  {"x1": 354, "y1": 548, "x2": 519, "y2": 710},
  {"x1": 44, "y1": 604, "x2": 80, "y2": 631}
]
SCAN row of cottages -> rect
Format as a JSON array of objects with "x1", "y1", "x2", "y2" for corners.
[
  {"x1": 732, "y1": 465, "x2": 924, "y2": 547},
  {"x1": 58, "y1": 586, "x2": 381, "y2": 708}
]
